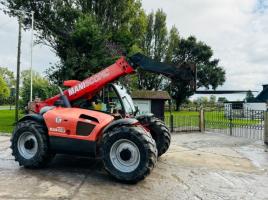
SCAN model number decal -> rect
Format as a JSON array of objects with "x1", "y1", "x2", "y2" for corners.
[{"x1": 49, "y1": 127, "x2": 66, "y2": 133}]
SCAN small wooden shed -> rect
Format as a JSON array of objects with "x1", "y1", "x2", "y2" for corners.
[{"x1": 131, "y1": 90, "x2": 171, "y2": 119}]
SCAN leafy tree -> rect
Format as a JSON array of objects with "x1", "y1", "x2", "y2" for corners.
[
  {"x1": 245, "y1": 90, "x2": 255, "y2": 102},
  {"x1": 0, "y1": 67, "x2": 15, "y2": 104},
  {"x1": 153, "y1": 9, "x2": 168, "y2": 61},
  {"x1": 142, "y1": 12, "x2": 154, "y2": 56},
  {"x1": 0, "y1": 67, "x2": 15, "y2": 87},
  {"x1": 137, "y1": 9, "x2": 168, "y2": 90},
  {"x1": 165, "y1": 26, "x2": 180, "y2": 63},
  {"x1": 3, "y1": 0, "x2": 146, "y2": 84},
  {"x1": 20, "y1": 70, "x2": 58, "y2": 107},
  {"x1": 169, "y1": 36, "x2": 225, "y2": 110},
  {"x1": 0, "y1": 75, "x2": 10, "y2": 104},
  {"x1": 218, "y1": 97, "x2": 228, "y2": 103},
  {"x1": 3, "y1": 1, "x2": 225, "y2": 109},
  {"x1": 46, "y1": 14, "x2": 110, "y2": 84},
  {"x1": 194, "y1": 96, "x2": 208, "y2": 106},
  {"x1": 209, "y1": 95, "x2": 216, "y2": 105}
]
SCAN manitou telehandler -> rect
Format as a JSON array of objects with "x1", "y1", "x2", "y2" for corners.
[{"x1": 11, "y1": 53, "x2": 195, "y2": 182}]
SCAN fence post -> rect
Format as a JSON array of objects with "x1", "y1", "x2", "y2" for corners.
[
  {"x1": 170, "y1": 114, "x2": 174, "y2": 132},
  {"x1": 229, "y1": 108, "x2": 233, "y2": 136},
  {"x1": 264, "y1": 111, "x2": 268, "y2": 145},
  {"x1": 199, "y1": 108, "x2": 205, "y2": 132}
]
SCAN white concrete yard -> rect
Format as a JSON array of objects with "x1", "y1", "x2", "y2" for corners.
[{"x1": 0, "y1": 132, "x2": 268, "y2": 200}]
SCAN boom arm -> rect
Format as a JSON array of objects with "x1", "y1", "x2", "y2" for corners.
[
  {"x1": 33, "y1": 53, "x2": 196, "y2": 113},
  {"x1": 34, "y1": 57, "x2": 134, "y2": 113}
]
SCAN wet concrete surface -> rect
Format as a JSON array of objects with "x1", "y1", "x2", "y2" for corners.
[{"x1": 0, "y1": 132, "x2": 268, "y2": 200}]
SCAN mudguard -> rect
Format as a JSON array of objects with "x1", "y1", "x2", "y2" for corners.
[
  {"x1": 18, "y1": 114, "x2": 45, "y2": 124},
  {"x1": 136, "y1": 113, "x2": 154, "y2": 124},
  {"x1": 102, "y1": 118, "x2": 139, "y2": 133}
]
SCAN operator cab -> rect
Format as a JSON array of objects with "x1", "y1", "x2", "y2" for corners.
[
  {"x1": 111, "y1": 84, "x2": 137, "y2": 116},
  {"x1": 72, "y1": 83, "x2": 137, "y2": 117}
]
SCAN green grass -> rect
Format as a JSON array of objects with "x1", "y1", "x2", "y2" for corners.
[
  {"x1": 0, "y1": 109, "x2": 23, "y2": 134},
  {"x1": 204, "y1": 111, "x2": 261, "y2": 129},
  {"x1": 165, "y1": 111, "x2": 199, "y2": 116},
  {"x1": 0, "y1": 110, "x2": 16, "y2": 133},
  {"x1": 164, "y1": 111, "x2": 261, "y2": 129},
  {"x1": 0, "y1": 109, "x2": 261, "y2": 134},
  {"x1": 164, "y1": 111, "x2": 199, "y2": 128}
]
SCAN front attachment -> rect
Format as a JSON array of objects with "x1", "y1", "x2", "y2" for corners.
[{"x1": 129, "y1": 53, "x2": 196, "y2": 82}]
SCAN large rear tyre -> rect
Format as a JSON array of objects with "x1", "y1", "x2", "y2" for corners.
[
  {"x1": 11, "y1": 120, "x2": 54, "y2": 168},
  {"x1": 138, "y1": 117, "x2": 171, "y2": 157},
  {"x1": 101, "y1": 126, "x2": 157, "y2": 183}
]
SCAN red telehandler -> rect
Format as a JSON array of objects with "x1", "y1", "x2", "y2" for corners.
[{"x1": 11, "y1": 53, "x2": 195, "y2": 182}]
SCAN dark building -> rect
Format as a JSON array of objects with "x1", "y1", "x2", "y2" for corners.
[
  {"x1": 131, "y1": 90, "x2": 171, "y2": 119},
  {"x1": 256, "y1": 84, "x2": 268, "y2": 102}
]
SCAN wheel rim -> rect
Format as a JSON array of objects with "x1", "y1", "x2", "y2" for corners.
[
  {"x1": 17, "y1": 132, "x2": 38, "y2": 159},
  {"x1": 110, "y1": 139, "x2": 140, "y2": 173}
]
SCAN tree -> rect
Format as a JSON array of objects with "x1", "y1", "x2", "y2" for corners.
[
  {"x1": 20, "y1": 70, "x2": 58, "y2": 108},
  {"x1": 46, "y1": 14, "x2": 110, "y2": 84},
  {"x1": 218, "y1": 97, "x2": 228, "y2": 104},
  {"x1": 0, "y1": 75, "x2": 10, "y2": 104},
  {"x1": 0, "y1": 67, "x2": 15, "y2": 104},
  {"x1": 137, "y1": 9, "x2": 168, "y2": 90},
  {"x1": 165, "y1": 26, "x2": 180, "y2": 63},
  {"x1": 142, "y1": 12, "x2": 154, "y2": 56},
  {"x1": 153, "y1": 9, "x2": 168, "y2": 61},
  {"x1": 209, "y1": 95, "x2": 216, "y2": 105},
  {"x1": 3, "y1": 0, "x2": 146, "y2": 84},
  {"x1": 169, "y1": 36, "x2": 225, "y2": 110},
  {"x1": 0, "y1": 67, "x2": 15, "y2": 87},
  {"x1": 245, "y1": 90, "x2": 255, "y2": 102},
  {"x1": 194, "y1": 96, "x2": 208, "y2": 106},
  {"x1": 3, "y1": 1, "x2": 225, "y2": 108}
]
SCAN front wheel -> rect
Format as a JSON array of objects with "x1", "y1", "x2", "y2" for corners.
[
  {"x1": 11, "y1": 120, "x2": 54, "y2": 168},
  {"x1": 138, "y1": 117, "x2": 171, "y2": 157},
  {"x1": 101, "y1": 126, "x2": 157, "y2": 183}
]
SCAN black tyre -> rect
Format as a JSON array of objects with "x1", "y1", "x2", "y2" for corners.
[
  {"x1": 139, "y1": 117, "x2": 171, "y2": 157},
  {"x1": 11, "y1": 120, "x2": 54, "y2": 168},
  {"x1": 101, "y1": 125, "x2": 157, "y2": 183}
]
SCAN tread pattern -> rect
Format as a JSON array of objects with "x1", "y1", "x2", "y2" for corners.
[
  {"x1": 101, "y1": 125, "x2": 157, "y2": 183},
  {"x1": 139, "y1": 117, "x2": 171, "y2": 157},
  {"x1": 11, "y1": 120, "x2": 54, "y2": 168}
]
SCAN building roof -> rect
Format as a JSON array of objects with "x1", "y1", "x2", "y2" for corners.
[
  {"x1": 256, "y1": 86, "x2": 268, "y2": 102},
  {"x1": 225, "y1": 101, "x2": 245, "y2": 103},
  {"x1": 131, "y1": 90, "x2": 171, "y2": 100}
]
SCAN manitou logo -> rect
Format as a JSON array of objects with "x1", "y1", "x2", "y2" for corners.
[{"x1": 68, "y1": 69, "x2": 110, "y2": 96}]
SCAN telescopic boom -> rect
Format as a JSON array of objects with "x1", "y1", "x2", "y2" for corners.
[{"x1": 32, "y1": 54, "x2": 195, "y2": 113}]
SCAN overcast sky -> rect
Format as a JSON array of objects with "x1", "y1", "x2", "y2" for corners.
[{"x1": 0, "y1": 0, "x2": 268, "y2": 100}]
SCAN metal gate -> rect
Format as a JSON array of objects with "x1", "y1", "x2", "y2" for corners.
[
  {"x1": 205, "y1": 105, "x2": 265, "y2": 140},
  {"x1": 164, "y1": 113, "x2": 201, "y2": 132}
]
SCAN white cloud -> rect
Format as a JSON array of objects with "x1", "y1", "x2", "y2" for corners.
[
  {"x1": 1, "y1": 1, "x2": 268, "y2": 101},
  {"x1": 142, "y1": 0, "x2": 268, "y2": 100},
  {"x1": 0, "y1": 8, "x2": 58, "y2": 76}
]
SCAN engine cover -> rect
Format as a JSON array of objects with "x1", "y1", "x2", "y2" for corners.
[
  {"x1": 43, "y1": 107, "x2": 114, "y2": 141},
  {"x1": 43, "y1": 107, "x2": 114, "y2": 156}
]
